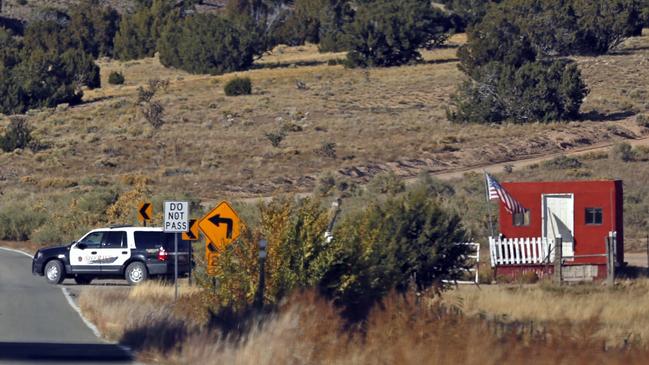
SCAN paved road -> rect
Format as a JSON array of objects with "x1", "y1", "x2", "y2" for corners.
[{"x1": 0, "y1": 248, "x2": 134, "y2": 365}]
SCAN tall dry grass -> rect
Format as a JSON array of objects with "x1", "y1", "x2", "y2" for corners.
[
  {"x1": 79, "y1": 282, "x2": 649, "y2": 364},
  {"x1": 444, "y1": 280, "x2": 649, "y2": 347}
]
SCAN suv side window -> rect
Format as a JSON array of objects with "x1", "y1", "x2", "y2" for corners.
[
  {"x1": 104, "y1": 231, "x2": 126, "y2": 249},
  {"x1": 134, "y1": 232, "x2": 164, "y2": 250},
  {"x1": 80, "y1": 232, "x2": 105, "y2": 248}
]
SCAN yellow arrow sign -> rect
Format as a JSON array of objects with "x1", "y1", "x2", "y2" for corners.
[
  {"x1": 182, "y1": 219, "x2": 199, "y2": 241},
  {"x1": 137, "y1": 202, "x2": 152, "y2": 225},
  {"x1": 198, "y1": 201, "x2": 241, "y2": 252}
]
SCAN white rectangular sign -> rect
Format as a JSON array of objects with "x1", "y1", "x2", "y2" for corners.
[{"x1": 164, "y1": 201, "x2": 189, "y2": 232}]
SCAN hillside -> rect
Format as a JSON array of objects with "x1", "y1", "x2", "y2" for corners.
[{"x1": 1, "y1": 33, "x2": 647, "y2": 201}]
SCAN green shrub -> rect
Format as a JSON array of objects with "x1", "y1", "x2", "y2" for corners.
[
  {"x1": 158, "y1": 14, "x2": 260, "y2": 75},
  {"x1": 224, "y1": 77, "x2": 252, "y2": 96},
  {"x1": 636, "y1": 114, "x2": 649, "y2": 128},
  {"x1": 610, "y1": 142, "x2": 635, "y2": 162},
  {"x1": 68, "y1": 0, "x2": 121, "y2": 58},
  {"x1": 264, "y1": 130, "x2": 286, "y2": 148},
  {"x1": 0, "y1": 203, "x2": 46, "y2": 241},
  {"x1": 108, "y1": 71, "x2": 125, "y2": 85},
  {"x1": 319, "y1": 188, "x2": 470, "y2": 320},
  {"x1": 368, "y1": 171, "x2": 405, "y2": 196},
  {"x1": 0, "y1": 25, "x2": 100, "y2": 114},
  {"x1": 345, "y1": 0, "x2": 452, "y2": 67},
  {"x1": 449, "y1": 59, "x2": 588, "y2": 123},
  {"x1": 1, "y1": 117, "x2": 32, "y2": 152},
  {"x1": 114, "y1": 0, "x2": 178, "y2": 60},
  {"x1": 542, "y1": 155, "x2": 583, "y2": 169}
]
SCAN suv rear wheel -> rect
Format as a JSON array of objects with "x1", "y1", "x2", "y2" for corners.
[
  {"x1": 44, "y1": 260, "x2": 65, "y2": 285},
  {"x1": 125, "y1": 262, "x2": 147, "y2": 285}
]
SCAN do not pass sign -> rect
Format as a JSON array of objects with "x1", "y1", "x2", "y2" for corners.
[{"x1": 164, "y1": 201, "x2": 189, "y2": 232}]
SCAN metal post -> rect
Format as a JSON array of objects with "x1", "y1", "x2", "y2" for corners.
[
  {"x1": 483, "y1": 172, "x2": 496, "y2": 238},
  {"x1": 606, "y1": 236, "x2": 613, "y2": 286},
  {"x1": 174, "y1": 232, "x2": 178, "y2": 301},
  {"x1": 255, "y1": 239, "x2": 267, "y2": 308},
  {"x1": 188, "y1": 239, "x2": 193, "y2": 286},
  {"x1": 646, "y1": 234, "x2": 649, "y2": 274},
  {"x1": 554, "y1": 237, "x2": 562, "y2": 284}
]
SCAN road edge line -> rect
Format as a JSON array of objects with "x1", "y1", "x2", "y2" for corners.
[
  {"x1": 60, "y1": 287, "x2": 135, "y2": 359},
  {"x1": 60, "y1": 287, "x2": 104, "y2": 339},
  {"x1": 0, "y1": 246, "x2": 33, "y2": 258}
]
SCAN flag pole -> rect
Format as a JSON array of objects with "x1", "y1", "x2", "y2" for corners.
[{"x1": 483, "y1": 171, "x2": 496, "y2": 238}]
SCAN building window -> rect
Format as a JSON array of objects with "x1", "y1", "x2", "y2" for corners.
[
  {"x1": 513, "y1": 209, "x2": 530, "y2": 227},
  {"x1": 585, "y1": 208, "x2": 603, "y2": 225}
]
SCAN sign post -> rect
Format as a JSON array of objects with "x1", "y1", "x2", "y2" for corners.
[
  {"x1": 182, "y1": 219, "x2": 199, "y2": 286},
  {"x1": 164, "y1": 201, "x2": 189, "y2": 301}
]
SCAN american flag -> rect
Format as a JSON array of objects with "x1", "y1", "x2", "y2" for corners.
[{"x1": 485, "y1": 173, "x2": 525, "y2": 214}]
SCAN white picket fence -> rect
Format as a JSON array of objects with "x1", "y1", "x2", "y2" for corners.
[{"x1": 489, "y1": 237, "x2": 554, "y2": 267}]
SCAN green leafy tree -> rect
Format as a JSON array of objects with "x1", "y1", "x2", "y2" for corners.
[{"x1": 345, "y1": 0, "x2": 452, "y2": 68}]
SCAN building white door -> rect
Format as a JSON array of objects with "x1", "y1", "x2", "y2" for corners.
[{"x1": 542, "y1": 194, "x2": 575, "y2": 259}]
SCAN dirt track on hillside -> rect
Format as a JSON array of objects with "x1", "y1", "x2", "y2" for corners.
[{"x1": 425, "y1": 132, "x2": 649, "y2": 182}]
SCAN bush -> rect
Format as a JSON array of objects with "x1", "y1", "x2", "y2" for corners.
[
  {"x1": 108, "y1": 71, "x2": 125, "y2": 85},
  {"x1": 224, "y1": 77, "x2": 252, "y2": 96},
  {"x1": 319, "y1": 188, "x2": 470, "y2": 320},
  {"x1": 449, "y1": 59, "x2": 588, "y2": 123},
  {"x1": 0, "y1": 25, "x2": 100, "y2": 114},
  {"x1": 542, "y1": 155, "x2": 583, "y2": 170},
  {"x1": 264, "y1": 130, "x2": 286, "y2": 148},
  {"x1": 368, "y1": 171, "x2": 405, "y2": 196},
  {"x1": 68, "y1": 0, "x2": 121, "y2": 58},
  {"x1": 0, "y1": 202, "x2": 46, "y2": 241},
  {"x1": 345, "y1": 0, "x2": 452, "y2": 67},
  {"x1": 158, "y1": 14, "x2": 260, "y2": 75},
  {"x1": 0, "y1": 117, "x2": 32, "y2": 152},
  {"x1": 610, "y1": 142, "x2": 635, "y2": 162},
  {"x1": 636, "y1": 114, "x2": 649, "y2": 128},
  {"x1": 114, "y1": 0, "x2": 178, "y2": 60}
]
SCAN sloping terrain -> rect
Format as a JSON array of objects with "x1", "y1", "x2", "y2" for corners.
[{"x1": 1, "y1": 33, "x2": 648, "y2": 202}]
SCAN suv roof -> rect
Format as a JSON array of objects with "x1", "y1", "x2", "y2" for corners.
[{"x1": 88, "y1": 226, "x2": 167, "y2": 233}]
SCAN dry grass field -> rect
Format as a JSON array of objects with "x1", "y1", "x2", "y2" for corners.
[
  {"x1": 1, "y1": 33, "x2": 647, "y2": 208},
  {"x1": 78, "y1": 280, "x2": 649, "y2": 365}
]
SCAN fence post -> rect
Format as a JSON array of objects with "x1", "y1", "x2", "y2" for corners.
[{"x1": 554, "y1": 237, "x2": 562, "y2": 284}]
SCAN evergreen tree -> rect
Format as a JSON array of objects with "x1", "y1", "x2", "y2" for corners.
[
  {"x1": 158, "y1": 14, "x2": 259, "y2": 75},
  {"x1": 345, "y1": 0, "x2": 452, "y2": 67}
]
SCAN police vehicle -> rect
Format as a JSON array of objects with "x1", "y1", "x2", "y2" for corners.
[{"x1": 32, "y1": 226, "x2": 191, "y2": 285}]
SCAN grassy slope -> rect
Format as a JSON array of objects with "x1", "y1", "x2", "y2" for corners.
[{"x1": 1, "y1": 34, "x2": 648, "y2": 205}]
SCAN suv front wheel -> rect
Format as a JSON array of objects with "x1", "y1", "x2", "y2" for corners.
[
  {"x1": 44, "y1": 260, "x2": 65, "y2": 285},
  {"x1": 125, "y1": 262, "x2": 147, "y2": 285}
]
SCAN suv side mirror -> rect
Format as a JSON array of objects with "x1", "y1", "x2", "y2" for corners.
[{"x1": 77, "y1": 242, "x2": 87, "y2": 250}]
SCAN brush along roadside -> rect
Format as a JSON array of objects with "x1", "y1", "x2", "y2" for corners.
[{"x1": 78, "y1": 281, "x2": 649, "y2": 364}]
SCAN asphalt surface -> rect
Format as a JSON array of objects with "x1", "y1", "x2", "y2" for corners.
[{"x1": 0, "y1": 248, "x2": 134, "y2": 365}]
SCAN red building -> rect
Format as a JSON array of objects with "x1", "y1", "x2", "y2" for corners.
[{"x1": 491, "y1": 180, "x2": 623, "y2": 281}]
